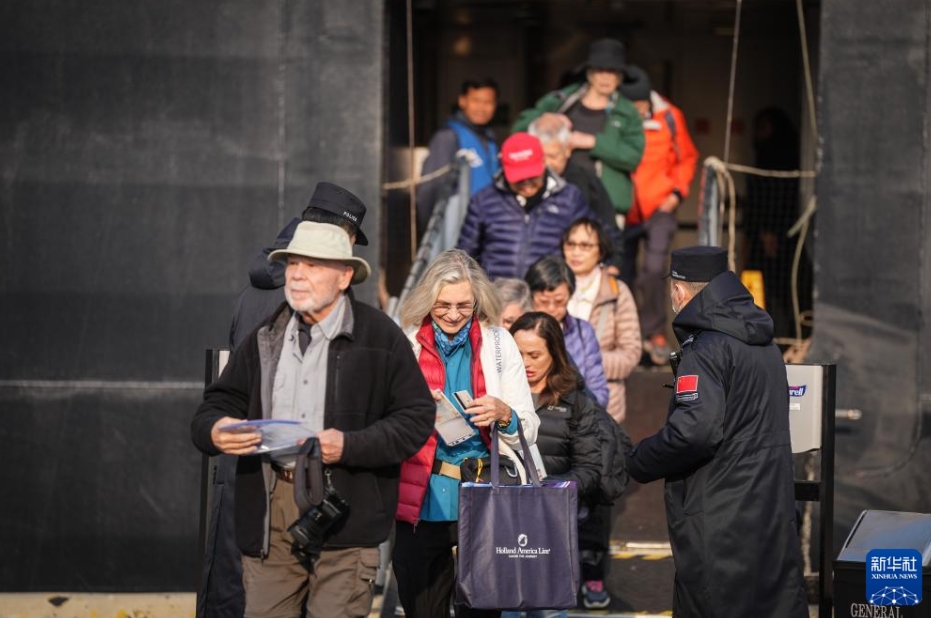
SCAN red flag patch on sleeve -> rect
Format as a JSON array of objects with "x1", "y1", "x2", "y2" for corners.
[{"x1": 676, "y1": 375, "x2": 699, "y2": 394}]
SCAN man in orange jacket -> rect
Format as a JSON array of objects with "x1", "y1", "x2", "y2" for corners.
[{"x1": 619, "y1": 66, "x2": 699, "y2": 365}]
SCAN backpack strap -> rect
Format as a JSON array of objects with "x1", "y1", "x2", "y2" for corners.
[
  {"x1": 556, "y1": 84, "x2": 588, "y2": 115},
  {"x1": 664, "y1": 108, "x2": 681, "y2": 160}
]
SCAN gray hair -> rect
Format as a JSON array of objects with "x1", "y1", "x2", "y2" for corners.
[
  {"x1": 528, "y1": 118, "x2": 571, "y2": 147},
  {"x1": 398, "y1": 249, "x2": 502, "y2": 329},
  {"x1": 677, "y1": 281, "x2": 709, "y2": 296},
  {"x1": 493, "y1": 278, "x2": 533, "y2": 313}
]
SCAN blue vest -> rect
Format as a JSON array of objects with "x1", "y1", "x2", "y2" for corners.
[{"x1": 447, "y1": 119, "x2": 500, "y2": 196}]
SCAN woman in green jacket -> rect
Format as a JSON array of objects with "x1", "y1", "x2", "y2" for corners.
[{"x1": 512, "y1": 38, "x2": 645, "y2": 217}]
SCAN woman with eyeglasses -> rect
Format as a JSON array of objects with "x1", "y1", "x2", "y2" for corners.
[
  {"x1": 560, "y1": 217, "x2": 641, "y2": 610},
  {"x1": 524, "y1": 254, "x2": 609, "y2": 410},
  {"x1": 393, "y1": 249, "x2": 539, "y2": 618},
  {"x1": 561, "y1": 217, "x2": 641, "y2": 423}
]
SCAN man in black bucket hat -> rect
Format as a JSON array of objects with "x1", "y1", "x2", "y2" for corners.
[{"x1": 627, "y1": 244, "x2": 808, "y2": 618}]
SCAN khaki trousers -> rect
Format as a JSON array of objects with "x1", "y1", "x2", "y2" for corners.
[{"x1": 242, "y1": 477, "x2": 379, "y2": 618}]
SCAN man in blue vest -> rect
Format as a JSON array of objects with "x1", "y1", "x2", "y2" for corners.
[{"x1": 416, "y1": 78, "x2": 500, "y2": 237}]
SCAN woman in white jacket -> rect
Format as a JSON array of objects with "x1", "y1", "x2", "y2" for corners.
[{"x1": 393, "y1": 249, "x2": 539, "y2": 618}]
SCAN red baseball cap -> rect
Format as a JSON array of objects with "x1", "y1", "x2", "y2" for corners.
[{"x1": 500, "y1": 132, "x2": 545, "y2": 183}]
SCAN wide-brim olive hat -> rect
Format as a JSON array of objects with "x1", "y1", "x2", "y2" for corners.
[{"x1": 268, "y1": 222, "x2": 371, "y2": 285}]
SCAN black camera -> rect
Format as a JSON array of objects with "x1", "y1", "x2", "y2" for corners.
[{"x1": 288, "y1": 481, "x2": 350, "y2": 572}]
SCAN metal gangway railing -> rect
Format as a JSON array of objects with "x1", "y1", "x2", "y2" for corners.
[{"x1": 385, "y1": 153, "x2": 471, "y2": 321}]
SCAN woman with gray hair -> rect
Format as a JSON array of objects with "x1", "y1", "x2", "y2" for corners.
[
  {"x1": 492, "y1": 277, "x2": 533, "y2": 329},
  {"x1": 394, "y1": 249, "x2": 539, "y2": 618}
]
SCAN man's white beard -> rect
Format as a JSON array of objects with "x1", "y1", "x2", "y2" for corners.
[{"x1": 286, "y1": 285, "x2": 340, "y2": 316}]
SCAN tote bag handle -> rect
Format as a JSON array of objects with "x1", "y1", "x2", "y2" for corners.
[{"x1": 490, "y1": 421, "x2": 541, "y2": 489}]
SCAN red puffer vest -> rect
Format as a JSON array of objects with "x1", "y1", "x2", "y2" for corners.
[{"x1": 395, "y1": 317, "x2": 490, "y2": 524}]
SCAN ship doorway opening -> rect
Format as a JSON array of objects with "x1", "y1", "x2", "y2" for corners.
[{"x1": 384, "y1": 0, "x2": 820, "y2": 312}]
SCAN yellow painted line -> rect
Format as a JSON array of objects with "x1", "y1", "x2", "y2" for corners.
[
  {"x1": 0, "y1": 594, "x2": 195, "y2": 618},
  {"x1": 610, "y1": 540, "x2": 673, "y2": 560}
]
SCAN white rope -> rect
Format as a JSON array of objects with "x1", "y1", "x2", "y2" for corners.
[
  {"x1": 796, "y1": 0, "x2": 819, "y2": 143},
  {"x1": 704, "y1": 156, "x2": 816, "y2": 349},
  {"x1": 722, "y1": 0, "x2": 743, "y2": 165},
  {"x1": 381, "y1": 163, "x2": 454, "y2": 191},
  {"x1": 405, "y1": 0, "x2": 416, "y2": 260},
  {"x1": 790, "y1": 195, "x2": 817, "y2": 341},
  {"x1": 703, "y1": 157, "x2": 738, "y2": 272},
  {"x1": 725, "y1": 163, "x2": 816, "y2": 178}
]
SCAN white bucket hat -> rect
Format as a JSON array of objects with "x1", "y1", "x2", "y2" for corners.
[{"x1": 268, "y1": 222, "x2": 371, "y2": 284}]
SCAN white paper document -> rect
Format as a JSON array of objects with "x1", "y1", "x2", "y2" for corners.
[
  {"x1": 435, "y1": 393, "x2": 477, "y2": 447},
  {"x1": 220, "y1": 419, "x2": 316, "y2": 454}
]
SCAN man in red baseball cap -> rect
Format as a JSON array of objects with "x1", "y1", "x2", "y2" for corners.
[
  {"x1": 457, "y1": 132, "x2": 599, "y2": 280},
  {"x1": 500, "y1": 131, "x2": 546, "y2": 186}
]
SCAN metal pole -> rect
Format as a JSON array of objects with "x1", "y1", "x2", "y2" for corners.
[
  {"x1": 196, "y1": 349, "x2": 224, "y2": 610},
  {"x1": 819, "y1": 364, "x2": 836, "y2": 618},
  {"x1": 457, "y1": 152, "x2": 471, "y2": 212},
  {"x1": 698, "y1": 162, "x2": 720, "y2": 247}
]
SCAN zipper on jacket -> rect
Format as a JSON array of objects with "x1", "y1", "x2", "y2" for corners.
[
  {"x1": 332, "y1": 353, "x2": 340, "y2": 411},
  {"x1": 519, "y1": 211, "x2": 532, "y2": 276}
]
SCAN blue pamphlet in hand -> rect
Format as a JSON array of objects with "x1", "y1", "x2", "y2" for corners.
[{"x1": 220, "y1": 419, "x2": 315, "y2": 454}]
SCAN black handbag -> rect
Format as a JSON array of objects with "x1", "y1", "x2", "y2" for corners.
[{"x1": 460, "y1": 453, "x2": 522, "y2": 485}]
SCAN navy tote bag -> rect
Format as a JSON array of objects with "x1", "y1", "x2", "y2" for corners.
[{"x1": 456, "y1": 423, "x2": 579, "y2": 610}]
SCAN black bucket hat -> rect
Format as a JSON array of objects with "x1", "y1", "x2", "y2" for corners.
[
  {"x1": 586, "y1": 38, "x2": 627, "y2": 72},
  {"x1": 619, "y1": 65, "x2": 652, "y2": 102}
]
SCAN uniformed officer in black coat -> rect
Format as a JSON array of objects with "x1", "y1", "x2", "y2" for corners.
[{"x1": 627, "y1": 246, "x2": 808, "y2": 618}]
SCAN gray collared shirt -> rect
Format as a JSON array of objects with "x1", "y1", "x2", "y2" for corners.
[{"x1": 270, "y1": 294, "x2": 348, "y2": 466}]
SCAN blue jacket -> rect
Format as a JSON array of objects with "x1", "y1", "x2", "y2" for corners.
[
  {"x1": 563, "y1": 314, "x2": 609, "y2": 409},
  {"x1": 447, "y1": 119, "x2": 499, "y2": 195},
  {"x1": 456, "y1": 172, "x2": 598, "y2": 281}
]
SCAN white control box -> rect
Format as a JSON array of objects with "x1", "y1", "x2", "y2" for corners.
[{"x1": 786, "y1": 364, "x2": 824, "y2": 453}]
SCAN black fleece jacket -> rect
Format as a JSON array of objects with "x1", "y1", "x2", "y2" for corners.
[{"x1": 193, "y1": 297, "x2": 435, "y2": 556}]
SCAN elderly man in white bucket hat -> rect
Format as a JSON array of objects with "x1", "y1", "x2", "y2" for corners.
[{"x1": 192, "y1": 221, "x2": 435, "y2": 618}]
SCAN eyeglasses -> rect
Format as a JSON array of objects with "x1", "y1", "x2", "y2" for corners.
[
  {"x1": 432, "y1": 301, "x2": 475, "y2": 316},
  {"x1": 534, "y1": 297, "x2": 569, "y2": 310},
  {"x1": 564, "y1": 241, "x2": 598, "y2": 252}
]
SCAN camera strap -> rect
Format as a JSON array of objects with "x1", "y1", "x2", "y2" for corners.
[{"x1": 293, "y1": 437, "x2": 325, "y2": 513}]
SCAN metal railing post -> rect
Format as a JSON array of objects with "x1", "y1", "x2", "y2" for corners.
[{"x1": 698, "y1": 162, "x2": 720, "y2": 247}]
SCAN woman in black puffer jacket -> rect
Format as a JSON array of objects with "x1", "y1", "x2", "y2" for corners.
[
  {"x1": 506, "y1": 312, "x2": 603, "y2": 618},
  {"x1": 509, "y1": 311, "x2": 602, "y2": 499}
]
